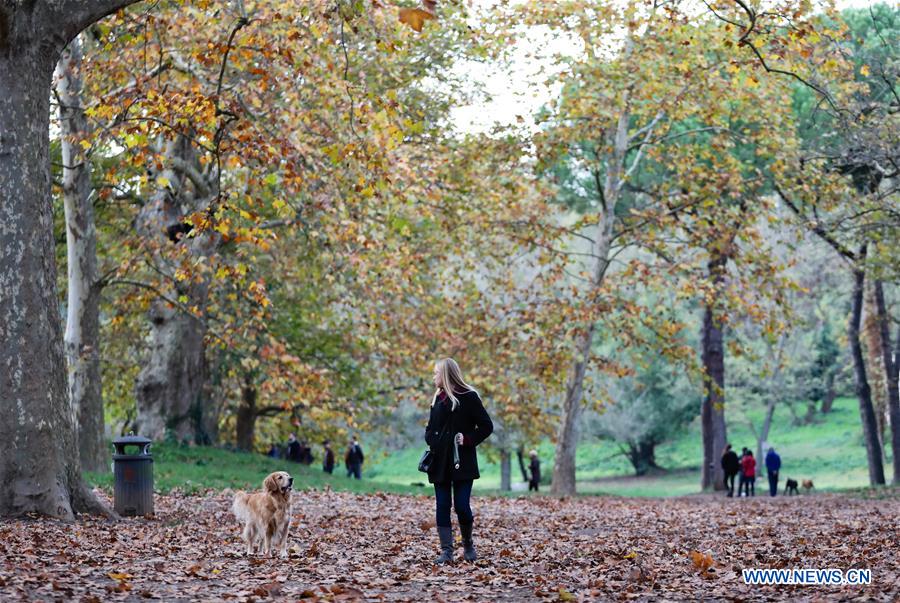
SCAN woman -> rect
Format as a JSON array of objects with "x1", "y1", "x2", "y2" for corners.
[
  {"x1": 740, "y1": 449, "x2": 756, "y2": 497},
  {"x1": 425, "y1": 358, "x2": 493, "y2": 564},
  {"x1": 528, "y1": 450, "x2": 541, "y2": 492}
]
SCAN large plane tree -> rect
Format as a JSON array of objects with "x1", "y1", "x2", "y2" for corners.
[{"x1": 0, "y1": 0, "x2": 145, "y2": 519}]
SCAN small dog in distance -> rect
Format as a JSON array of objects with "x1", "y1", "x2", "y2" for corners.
[
  {"x1": 232, "y1": 471, "x2": 293, "y2": 557},
  {"x1": 784, "y1": 478, "x2": 799, "y2": 495},
  {"x1": 801, "y1": 479, "x2": 814, "y2": 493}
]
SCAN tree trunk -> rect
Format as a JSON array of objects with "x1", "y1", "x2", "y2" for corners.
[
  {"x1": 627, "y1": 441, "x2": 658, "y2": 476},
  {"x1": 132, "y1": 137, "x2": 217, "y2": 444},
  {"x1": 802, "y1": 401, "x2": 817, "y2": 424},
  {"x1": 820, "y1": 389, "x2": 837, "y2": 414},
  {"x1": 551, "y1": 105, "x2": 628, "y2": 496},
  {"x1": 135, "y1": 300, "x2": 209, "y2": 442},
  {"x1": 499, "y1": 449, "x2": 511, "y2": 491},
  {"x1": 756, "y1": 395, "x2": 777, "y2": 478},
  {"x1": 55, "y1": 36, "x2": 107, "y2": 473},
  {"x1": 552, "y1": 324, "x2": 593, "y2": 495},
  {"x1": 0, "y1": 42, "x2": 108, "y2": 520},
  {"x1": 235, "y1": 378, "x2": 257, "y2": 452},
  {"x1": 0, "y1": 0, "x2": 158, "y2": 519},
  {"x1": 848, "y1": 253, "x2": 885, "y2": 485},
  {"x1": 863, "y1": 282, "x2": 888, "y2": 456},
  {"x1": 516, "y1": 448, "x2": 529, "y2": 482},
  {"x1": 873, "y1": 280, "x2": 900, "y2": 484},
  {"x1": 700, "y1": 255, "x2": 729, "y2": 491}
]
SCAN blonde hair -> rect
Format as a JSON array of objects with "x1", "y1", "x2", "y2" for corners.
[{"x1": 431, "y1": 358, "x2": 474, "y2": 411}]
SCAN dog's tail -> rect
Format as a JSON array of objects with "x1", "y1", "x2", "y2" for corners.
[{"x1": 232, "y1": 492, "x2": 251, "y2": 524}]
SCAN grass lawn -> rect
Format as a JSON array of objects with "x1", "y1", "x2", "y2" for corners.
[
  {"x1": 86, "y1": 397, "x2": 893, "y2": 498},
  {"x1": 86, "y1": 442, "x2": 425, "y2": 496},
  {"x1": 369, "y1": 396, "x2": 893, "y2": 496}
]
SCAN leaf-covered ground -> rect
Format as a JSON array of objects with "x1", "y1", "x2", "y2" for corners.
[{"x1": 1, "y1": 489, "x2": 897, "y2": 601}]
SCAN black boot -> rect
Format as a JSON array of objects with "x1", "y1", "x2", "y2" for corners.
[
  {"x1": 435, "y1": 526, "x2": 453, "y2": 565},
  {"x1": 459, "y1": 522, "x2": 476, "y2": 562}
]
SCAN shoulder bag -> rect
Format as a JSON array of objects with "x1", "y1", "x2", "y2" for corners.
[{"x1": 418, "y1": 406, "x2": 452, "y2": 473}]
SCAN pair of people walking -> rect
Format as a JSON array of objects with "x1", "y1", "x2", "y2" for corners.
[
  {"x1": 721, "y1": 444, "x2": 755, "y2": 496},
  {"x1": 424, "y1": 358, "x2": 494, "y2": 564}
]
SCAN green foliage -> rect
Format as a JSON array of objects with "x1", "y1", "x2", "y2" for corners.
[
  {"x1": 588, "y1": 352, "x2": 697, "y2": 476},
  {"x1": 806, "y1": 320, "x2": 842, "y2": 404},
  {"x1": 792, "y1": 3, "x2": 899, "y2": 160}
]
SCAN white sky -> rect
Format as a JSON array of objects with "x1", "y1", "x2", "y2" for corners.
[{"x1": 450, "y1": 0, "x2": 882, "y2": 134}]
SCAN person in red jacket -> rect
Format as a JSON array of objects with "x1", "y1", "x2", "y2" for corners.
[{"x1": 740, "y1": 450, "x2": 756, "y2": 497}]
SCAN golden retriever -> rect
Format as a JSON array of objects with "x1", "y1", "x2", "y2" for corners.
[{"x1": 232, "y1": 471, "x2": 293, "y2": 557}]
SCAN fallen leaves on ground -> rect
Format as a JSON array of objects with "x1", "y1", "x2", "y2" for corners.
[{"x1": 1, "y1": 489, "x2": 897, "y2": 601}]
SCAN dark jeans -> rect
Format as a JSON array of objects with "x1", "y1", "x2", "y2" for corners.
[
  {"x1": 768, "y1": 471, "x2": 778, "y2": 497},
  {"x1": 529, "y1": 479, "x2": 539, "y2": 492},
  {"x1": 724, "y1": 471, "x2": 737, "y2": 496},
  {"x1": 434, "y1": 479, "x2": 474, "y2": 528},
  {"x1": 347, "y1": 462, "x2": 361, "y2": 479},
  {"x1": 742, "y1": 476, "x2": 755, "y2": 497}
]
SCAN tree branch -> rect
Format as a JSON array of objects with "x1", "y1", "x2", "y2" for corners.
[
  {"x1": 54, "y1": 0, "x2": 145, "y2": 47},
  {"x1": 711, "y1": 0, "x2": 839, "y2": 112},
  {"x1": 255, "y1": 405, "x2": 287, "y2": 418},
  {"x1": 774, "y1": 183, "x2": 857, "y2": 262},
  {"x1": 623, "y1": 111, "x2": 664, "y2": 182},
  {"x1": 170, "y1": 156, "x2": 212, "y2": 198}
]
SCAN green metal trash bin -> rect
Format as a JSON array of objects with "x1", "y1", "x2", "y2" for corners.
[{"x1": 113, "y1": 433, "x2": 154, "y2": 516}]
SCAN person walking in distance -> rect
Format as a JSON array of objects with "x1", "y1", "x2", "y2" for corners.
[
  {"x1": 741, "y1": 449, "x2": 757, "y2": 497},
  {"x1": 721, "y1": 444, "x2": 740, "y2": 498},
  {"x1": 345, "y1": 437, "x2": 364, "y2": 479},
  {"x1": 765, "y1": 447, "x2": 781, "y2": 497},
  {"x1": 323, "y1": 440, "x2": 335, "y2": 474},
  {"x1": 286, "y1": 433, "x2": 302, "y2": 463},
  {"x1": 528, "y1": 450, "x2": 541, "y2": 492},
  {"x1": 425, "y1": 358, "x2": 493, "y2": 564}
]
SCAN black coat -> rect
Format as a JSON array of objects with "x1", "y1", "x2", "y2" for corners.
[
  {"x1": 530, "y1": 458, "x2": 541, "y2": 483},
  {"x1": 721, "y1": 450, "x2": 740, "y2": 475},
  {"x1": 424, "y1": 389, "x2": 493, "y2": 484},
  {"x1": 346, "y1": 444, "x2": 364, "y2": 465},
  {"x1": 286, "y1": 441, "x2": 302, "y2": 463}
]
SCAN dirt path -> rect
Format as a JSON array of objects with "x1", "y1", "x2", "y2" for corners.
[{"x1": 1, "y1": 489, "x2": 897, "y2": 601}]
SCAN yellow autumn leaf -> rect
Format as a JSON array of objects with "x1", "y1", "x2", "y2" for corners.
[
  {"x1": 860, "y1": 64, "x2": 870, "y2": 77},
  {"x1": 689, "y1": 550, "x2": 714, "y2": 573},
  {"x1": 108, "y1": 572, "x2": 132, "y2": 580},
  {"x1": 398, "y1": 7, "x2": 435, "y2": 32}
]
